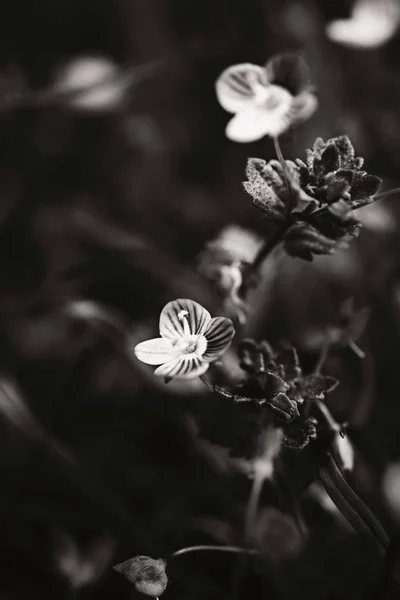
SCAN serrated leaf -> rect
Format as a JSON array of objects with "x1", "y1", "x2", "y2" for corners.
[
  {"x1": 284, "y1": 221, "x2": 337, "y2": 261},
  {"x1": 329, "y1": 135, "x2": 355, "y2": 167},
  {"x1": 269, "y1": 392, "x2": 300, "y2": 422},
  {"x1": 351, "y1": 171, "x2": 382, "y2": 202},
  {"x1": 313, "y1": 144, "x2": 341, "y2": 179}
]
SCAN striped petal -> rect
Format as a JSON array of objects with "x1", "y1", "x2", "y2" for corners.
[
  {"x1": 203, "y1": 317, "x2": 235, "y2": 361},
  {"x1": 154, "y1": 356, "x2": 210, "y2": 379},
  {"x1": 134, "y1": 337, "x2": 181, "y2": 365},
  {"x1": 216, "y1": 64, "x2": 268, "y2": 114},
  {"x1": 160, "y1": 299, "x2": 211, "y2": 339}
]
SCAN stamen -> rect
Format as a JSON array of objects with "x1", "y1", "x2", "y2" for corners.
[{"x1": 177, "y1": 309, "x2": 191, "y2": 336}]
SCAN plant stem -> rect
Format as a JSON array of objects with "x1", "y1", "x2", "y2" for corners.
[
  {"x1": 321, "y1": 454, "x2": 389, "y2": 557},
  {"x1": 199, "y1": 374, "x2": 213, "y2": 392},
  {"x1": 313, "y1": 339, "x2": 331, "y2": 375},
  {"x1": 251, "y1": 223, "x2": 289, "y2": 272},
  {"x1": 372, "y1": 187, "x2": 400, "y2": 201},
  {"x1": 171, "y1": 545, "x2": 259, "y2": 558}
]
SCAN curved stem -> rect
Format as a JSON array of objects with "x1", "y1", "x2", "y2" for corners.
[
  {"x1": 313, "y1": 339, "x2": 331, "y2": 375},
  {"x1": 321, "y1": 454, "x2": 389, "y2": 557},
  {"x1": 171, "y1": 544, "x2": 259, "y2": 558},
  {"x1": 251, "y1": 222, "x2": 289, "y2": 272}
]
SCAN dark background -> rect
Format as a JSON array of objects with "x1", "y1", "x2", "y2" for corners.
[{"x1": 0, "y1": 0, "x2": 400, "y2": 598}]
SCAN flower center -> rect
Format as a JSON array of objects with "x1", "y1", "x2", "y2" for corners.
[
  {"x1": 174, "y1": 335, "x2": 207, "y2": 357},
  {"x1": 175, "y1": 311, "x2": 208, "y2": 356},
  {"x1": 258, "y1": 84, "x2": 293, "y2": 113}
]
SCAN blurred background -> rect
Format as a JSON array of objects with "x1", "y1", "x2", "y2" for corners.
[{"x1": 1, "y1": 0, "x2": 400, "y2": 598}]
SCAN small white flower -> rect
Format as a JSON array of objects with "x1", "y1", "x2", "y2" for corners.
[
  {"x1": 134, "y1": 299, "x2": 235, "y2": 379},
  {"x1": 215, "y1": 52, "x2": 317, "y2": 143},
  {"x1": 54, "y1": 55, "x2": 127, "y2": 111},
  {"x1": 326, "y1": 0, "x2": 400, "y2": 49}
]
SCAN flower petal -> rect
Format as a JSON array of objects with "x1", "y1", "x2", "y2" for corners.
[
  {"x1": 203, "y1": 317, "x2": 235, "y2": 361},
  {"x1": 265, "y1": 53, "x2": 312, "y2": 95},
  {"x1": 134, "y1": 337, "x2": 181, "y2": 365},
  {"x1": 154, "y1": 356, "x2": 210, "y2": 379},
  {"x1": 225, "y1": 104, "x2": 293, "y2": 142},
  {"x1": 326, "y1": 0, "x2": 400, "y2": 49},
  {"x1": 159, "y1": 299, "x2": 212, "y2": 339},
  {"x1": 289, "y1": 92, "x2": 318, "y2": 125},
  {"x1": 215, "y1": 63, "x2": 268, "y2": 113}
]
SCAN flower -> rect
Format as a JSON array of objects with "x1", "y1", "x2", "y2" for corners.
[
  {"x1": 197, "y1": 225, "x2": 263, "y2": 324},
  {"x1": 215, "y1": 52, "x2": 317, "y2": 142},
  {"x1": 243, "y1": 135, "x2": 382, "y2": 260},
  {"x1": 134, "y1": 299, "x2": 235, "y2": 380},
  {"x1": 326, "y1": 0, "x2": 400, "y2": 50},
  {"x1": 54, "y1": 55, "x2": 128, "y2": 111}
]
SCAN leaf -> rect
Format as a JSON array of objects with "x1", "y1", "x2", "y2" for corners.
[
  {"x1": 313, "y1": 144, "x2": 341, "y2": 179},
  {"x1": 283, "y1": 417, "x2": 318, "y2": 450},
  {"x1": 114, "y1": 556, "x2": 168, "y2": 597},
  {"x1": 301, "y1": 374, "x2": 339, "y2": 397},
  {"x1": 329, "y1": 135, "x2": 355, "y2": 167},
  {"x1": 274, "y1": 344, "x2": 303, "y2": 380},
  {"x1": 350, "y1": 171, "x2": 382, "y2": 202},
  {"x1": 284, "y1": 221, "x2": 337, "y2": 261},
  {"x1": 268, "y1": 392, "x2": 300, "y2": 422}
]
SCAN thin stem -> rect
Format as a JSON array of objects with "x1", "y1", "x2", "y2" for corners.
[
  {"x1": 245, "y1": 466, "x2": 266, "y2": 542},
  {"x1": 273, "y1": 136, "x2": 289, "y2": 186},
  {"x1": 321, "y1": 454, "x2": 389, "y2": 557},
  {"x1": 313, "y1": 339, "x2": 331, "y2": 375},
  {"x1": 171, "y1": 545, "x2": 259, "y2": 558},
  {"x1": 200, "y1": 374, "x2": 213, "y2": 392},
  {"x1": 348, "y1": 339, "x2": 366, "y2": 359},
  {"x1": 372, "y1": 187, "x2": 400, "y2": 201},
  {"x1": 251, "y1": 222, "x2": 289, "y2": 272}
]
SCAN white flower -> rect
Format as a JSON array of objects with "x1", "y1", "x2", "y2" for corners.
[
  {"x1": 54, "y1": 55, "x2": 127, "y2": 111},
  {"x1": 215, "y1": 52, "x2": 317, "y2": 143},
  {"x1": 134, "y1": 299, "x2": 235, "y2": 379},
  {"x1": 326, "y1": 0, "x2": 400, "y2": 49}
]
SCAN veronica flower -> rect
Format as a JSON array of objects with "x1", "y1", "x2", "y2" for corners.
[
  {"x1": 215, "y1": 52, "x2": 317, "y2": 143},
  {"x1": 326, "y1": 0, "x2": 400, "y2": 50},
  {"x1": 134, "y1": 299, "x2": 235, "y2": 379}
]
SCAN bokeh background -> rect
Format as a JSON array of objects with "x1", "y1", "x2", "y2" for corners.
[{"x1": 1, "y1": 0, "x2": 400, "y2": 598}]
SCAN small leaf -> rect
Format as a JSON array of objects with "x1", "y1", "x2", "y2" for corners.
[
  {"x1": 329, "y1": 135, "x2": 355, "y2": 167},
  {"x1": 301, "y1": 374, "x2": 339, "y2": 397},
  {"x1": 269, "y1": 392, "x2": 300, "y2": 422},
  {"x1": 283, "y1": 417, "x2": 318, "y2": 450},
  {"x1": 114, "y1": 556, "x2": 168, "y2": 597},
  {"x1": 351, "y1": 171, "x2": 382, "y2": 202},
  {"x1": 284, "y1": 221, "x2": 337, "y2": 261},
  {"x1": 313, "y1": 144, "x2": 341, "y2": 179}
]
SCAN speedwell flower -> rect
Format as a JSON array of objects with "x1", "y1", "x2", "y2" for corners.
[
  {"x1": 215, "y1": 52, "x2": 317, "y2": 143},
  {"x1": 134, "y1": 299, "x2": 235, "y2": 379}
]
